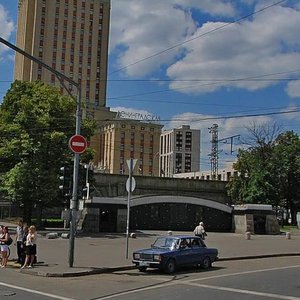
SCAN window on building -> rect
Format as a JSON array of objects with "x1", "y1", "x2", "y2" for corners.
[{"x1": 185, "y1": 153, "x2": 192, "y2": 172}]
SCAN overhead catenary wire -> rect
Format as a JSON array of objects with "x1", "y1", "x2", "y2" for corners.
[
  {"x1": 1, "y1": 103, "x2": 299, "y2": 136},
  {"x1": 109, "y1": 0, "x2": 287, "y2": 75},
  {"x1": 107, "y1": 69, "x2": 300, "y2": 101}
]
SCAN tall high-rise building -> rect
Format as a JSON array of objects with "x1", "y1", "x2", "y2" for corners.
[
  {"x1": 160, "y1": 125, "x2": 200, "y2": 177},
  {"x1": 15, "y1": 0, "x2": 113, "y2": 120}
]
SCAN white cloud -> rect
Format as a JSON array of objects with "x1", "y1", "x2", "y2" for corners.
[
  {"x1": 167, "y1": 4, "x2": 300, "y2": 95},
  {"x1": 278, "y1": 102, "x2": 300, "y2": 121},
  {"x1": 110, "y1": 2, "x2": 300, "y2": 98},
  {"x1": 173, "y1": 0, "x2": 236, "y2": 17},
  {"x1": 286, "y1": 81, "x2": 300, "y2": 98},
  {"x1": 110, "y1": 0, "x2": 198, "y2": 77},
  {"x1": 110, "y1": 0, "x2": 237, "y2": 77},
  {"x1": 0, "y1": 4, "x2": 14, "y2": 56}
]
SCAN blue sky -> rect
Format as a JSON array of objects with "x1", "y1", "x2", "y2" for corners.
[{"x1": 1, "y1": 0, "x2": 300, "y2": 171}]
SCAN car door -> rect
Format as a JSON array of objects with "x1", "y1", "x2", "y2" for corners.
[
  {"x1": 176, "y1": 238, "x2": 194, "y2": 267},
  {"x1": 190, "y1": 237, "x2": 206, "y2": 265}
]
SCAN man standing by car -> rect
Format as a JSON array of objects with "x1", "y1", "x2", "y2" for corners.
[{"x1": 193, "y1": 222, "x2": 207, "y2": 240}]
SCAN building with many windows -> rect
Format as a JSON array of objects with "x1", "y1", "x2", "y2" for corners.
[
  {"x1": 95, "y1": 119, "x2": 163, "y2": 176},
  {"x1": 160, "y1": 125, "x2": 200, "y2": 177},
  {"x1": 173, "y1": 167, "x2": 237, "y2": 181},
  {"x1": 15, "y1": 0, "x2": 113, "y2": 120}
]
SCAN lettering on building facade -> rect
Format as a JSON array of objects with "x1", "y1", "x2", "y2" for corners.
[{"x1": 115, "y1": 111, "x2": 160, "y2": 122}]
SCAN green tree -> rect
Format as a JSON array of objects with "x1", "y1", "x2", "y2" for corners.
[
  {"x1": 0, "y1": 80, "x2": 95, "y2": 225},
  {"x1": 227, "y1": 124, "x2": 300, "y2": 225},
  {"x1": 272, "y1": 131, "x2": 300, "y2": 224}
]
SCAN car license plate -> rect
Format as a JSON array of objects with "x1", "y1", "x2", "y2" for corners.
[{"x1": 139, "y1": 261, "x2": 150, "y2": 266}]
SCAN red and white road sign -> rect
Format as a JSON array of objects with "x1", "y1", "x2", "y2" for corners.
[{"x1": 69, "y1": 135, "x2": 87, "y2": 154}]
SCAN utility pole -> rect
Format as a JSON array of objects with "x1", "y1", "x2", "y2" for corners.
[
  {"x1": 218, "y1": 135, "x2": 241, "y2": 155},
  {"x1": 208, "y1": 124, "x2": 219, "y2": 180},
  {"x1": 208, "y1": 122, "x2": 240, "y2": 181},
  {"x1": 0, "y1": 36, "x2": 81, "y2": 268}
]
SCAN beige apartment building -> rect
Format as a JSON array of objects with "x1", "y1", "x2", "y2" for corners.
[
  {"x1": 95, "y1": 119, "x2": 163, "y2": 176},
  {"x1": 15, "y1": 0, "x2": 113, "y2": 120}
]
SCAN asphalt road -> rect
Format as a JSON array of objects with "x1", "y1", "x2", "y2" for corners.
[{"x1": 1, "y1": 256, "x2": 300, "y2": 299}]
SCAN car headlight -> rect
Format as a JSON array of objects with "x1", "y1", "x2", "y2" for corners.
[
  {"x1": 133, "y1": 253, "x2": 140, "y2": 260},
  {"x1": 153, "y1": 254, "x2": 161, "y2": 261}
]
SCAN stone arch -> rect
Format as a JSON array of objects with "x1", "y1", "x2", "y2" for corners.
[
  {"x1": 129, "y1": 195, "x2": 233, "y2": 231},
  {"x1": 130, "y1": 195, "x2": 232, "y2": 213}
]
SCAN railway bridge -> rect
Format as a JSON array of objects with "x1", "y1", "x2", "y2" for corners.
[{"x1": 82, "y1": 173, "x2": 233, "y2": 232}]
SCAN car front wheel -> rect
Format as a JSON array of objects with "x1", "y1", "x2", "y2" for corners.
[
  {"x1": 164, "y1": 259, "x2": 176, "y2": 274},
  {"x1": 201, "y1": 256, "x2": 211, "y2": 269},
  {"x1": 138, "y1": 266, "x2": 147, "y2": 272}
]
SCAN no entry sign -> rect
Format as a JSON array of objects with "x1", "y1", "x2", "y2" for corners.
[{"x1": 69, "y1": 135, "x2": 87, "y2": 154}]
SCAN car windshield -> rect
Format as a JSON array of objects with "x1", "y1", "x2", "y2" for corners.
[{"x1": 152, "y1": 237, "x2": 179, "y2": 250}]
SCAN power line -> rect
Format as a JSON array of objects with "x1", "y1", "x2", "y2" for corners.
[
  {"x1": 109, "y1": 0, "x2": 287, "y2": 75},
  {"x1": 97, "y1": 107, "x2": 300, "y2": 123},
  {"x1": 107, "y1": 69, "x2": 300, "y2": 101}
]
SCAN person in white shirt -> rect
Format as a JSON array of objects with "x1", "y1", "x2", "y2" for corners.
[
  {"x1": 193, "y1": 222, "x2": 207, "y2": 240},
  {"x1": 15, "y1": 220, "x2": 24, "y2": 264},
  {"x1": 0, "y1": 226, "x2": 10, "y2": 268},
  {"x1": 21, "y1": 225, "x2": 37, "y2": 269}
]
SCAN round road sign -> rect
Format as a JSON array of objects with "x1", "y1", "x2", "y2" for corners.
[
  {"x1": 69, "y1": 135, "x2": 87, "y2": 154},
  {"x1": 126, "y1": 177, "x2": 136, "y2": 192}
]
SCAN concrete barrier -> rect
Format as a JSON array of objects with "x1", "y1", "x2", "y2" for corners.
[
  {"x1": 286, "y1": 232, "x2": 291, "y2": 239},
  {"x1": 245, "y1": 232, "x2": 251, "y2": 240},
  {"x1": 46, "y1": 232, "x2": 58, "y2": 239},
  {"x1": 61, "y1": 233, "x2": 70, "y2": 239},
  {"x1": 130, "y1": 233, "x2": 137, "y2": 238}
]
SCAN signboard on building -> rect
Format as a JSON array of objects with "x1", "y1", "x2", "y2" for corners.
[{"x1": 115, "y1": 110, "x2": 160, "y2": 122}]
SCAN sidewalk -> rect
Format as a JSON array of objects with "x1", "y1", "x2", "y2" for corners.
[{"x1": 2, "y1": 221, "x2": 300, "y2": 277}]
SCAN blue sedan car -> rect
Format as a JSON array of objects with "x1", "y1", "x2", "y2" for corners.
[{"x1": 132, "y1": 235, "x2": 218, "y2": 274}]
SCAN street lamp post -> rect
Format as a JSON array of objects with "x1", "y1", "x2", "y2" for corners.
[{"x1": 0, "y1": 36, "x2": 81, "y2": 267}]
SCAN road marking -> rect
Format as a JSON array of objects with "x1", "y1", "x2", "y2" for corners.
[
  {"x1": 184, "y1": 282, "x2": 300, "y2": 300},
  {"x1": 95, "y1": 264, "x2": 300, "y2": 299},
  {"x1": 0, "y1": 282, "x2": 76, "y2": 300},
  {"x1": 188, "y1": 264, "x2": 300, "y2": 283}
]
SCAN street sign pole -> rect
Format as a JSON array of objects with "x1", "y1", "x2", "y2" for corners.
[
  {"x1": 125, "y1": 158, "x2": 137, "y2": 259},
  {"x1": 68, "y1": 87, "x2": 82, "y2": 268},
  {"x1": 125, "y1": 159, "x2": 132, "y2": 259},
  {"x1": 0, "y1": 36, "x2": 82, "y2": 268}
]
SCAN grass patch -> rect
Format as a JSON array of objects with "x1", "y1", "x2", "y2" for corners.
[
  {"x1": 281, "y1": 225, "x2": 299, "y2": 232},
  {"x1": 31, "y1": 218, "x2": 64, "y2": 228}
]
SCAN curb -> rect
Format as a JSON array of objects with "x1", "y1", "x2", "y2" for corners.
[
  {"x1": 18, "y1": 252, "x2": 300, "y2": 277},
  {"x1": 20, "y1": 265, "x2": 136, "y2": 277}
]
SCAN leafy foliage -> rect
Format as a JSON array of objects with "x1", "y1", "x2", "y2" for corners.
[
  {"x1": 227, "y1": 125, "x2": 300, "y2": 224},
  {"x1": 0, "y1": 81, "x2": 96, "y2": 222}
]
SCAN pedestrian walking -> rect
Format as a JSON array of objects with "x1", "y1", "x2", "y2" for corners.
[
  {"x1": 0, "y1": 226, "x2": 11, "y2": 268},
  {"x1": 20, "y1": 225, "x2": 29, "y2": 266},
  {"x1": 193, "y1": 221, "x2": 207, "y2": 240},
  {"x1": 15, "y1": 220, "x2": 24, "y2": 264},
  {"x1": 21, "y1": 225, "x2": 37, "y2": 269}
]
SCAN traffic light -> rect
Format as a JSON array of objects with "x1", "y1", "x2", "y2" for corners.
[
  {"x1": 80, "y1": 163, "x2": 95, "y2": 200},
  {"x1": 59, "y1": 166, "x2": 72, "y2": 199},
  {"x1": 82, "y1": 183, "x2": 90, "y2": 200}
]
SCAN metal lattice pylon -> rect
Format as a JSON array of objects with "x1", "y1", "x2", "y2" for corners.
[{"x1": 209, "y1": 124, "x2": 218, "y2": 180}]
